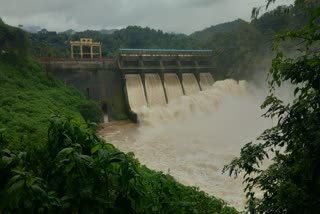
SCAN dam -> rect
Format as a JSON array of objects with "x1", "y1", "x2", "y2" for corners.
[
  {"x1": 39, "y1": 47, "x2": 274, "y2": 209},
  {"x1": 41, "y1": 48, "x2": 215, "y2": 122}
]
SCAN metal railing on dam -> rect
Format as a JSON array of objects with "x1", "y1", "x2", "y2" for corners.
[
  {"x1": 36, "y1": 58, "x2": 117, "y2": 70},
  {"x1": 118, "y1": 49, "x2": 213, "y2": 71},
  {"x1": 36, "y1": 58, "x2": 116, "y2": 62}
]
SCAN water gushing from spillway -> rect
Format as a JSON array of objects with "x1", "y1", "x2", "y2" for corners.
[
  {"x1": 144, "y1": 74, "x2": 167, "y2": 106},
  {"x1": 164, "y1": 73, "x2": 184, "y2": 102},
  {"x1": 125, "y1": 74, "x2": 147, "y2": 111},
  {"x1": 182, "y1": 73, "x2": 201, "y2": 95},
  {"x1": 199, "y1": 72, "x2": 214, "y2": 90},
  {"x1": 102, "y1": 79, "x2": 272, "y2": 210}
]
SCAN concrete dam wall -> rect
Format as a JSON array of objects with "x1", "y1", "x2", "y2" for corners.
[
  {"x1": 41, "y1": 49, "x2": 216, "y2": 122},
  {"x1": 44, "y1": 60, "x2": 128, "y2": 120}
]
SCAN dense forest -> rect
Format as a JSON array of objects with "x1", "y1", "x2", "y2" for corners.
[
  {"x1": 0, "y1": 18, "x2": 237, "y2": 213},
  {"x1": 30, "y1": 4, "x2": 307, "y2": 80},
  {"x1": 224, "y1": 0, "x2": 320, "y2": 212}
]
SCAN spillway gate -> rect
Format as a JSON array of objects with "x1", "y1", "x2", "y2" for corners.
[{"x1": 118, "y1": 49, "x2": 215, "y2": 122}]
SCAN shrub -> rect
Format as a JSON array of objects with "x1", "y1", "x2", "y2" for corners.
[{"x1": 79, "y1": 101, "x2": 103, "y2": 123}]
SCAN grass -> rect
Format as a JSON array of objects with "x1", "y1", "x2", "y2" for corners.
[{"x1": 0, "y1": 61, "x2": 86, "y2": 143}]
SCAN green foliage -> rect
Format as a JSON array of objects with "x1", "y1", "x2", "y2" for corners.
[
  {"x1": 224, "y1": 2, "x2": 320, "y2": 213},
  {"x1": 191, "y1": 19, "x2": 247, "y2": 41},
  {"x1": 79, "y1": 101, "x2": 103, "y2": 123},
  {"x1": 203, "y1": 21, "x2": 266, "y2": 80},
  {"x1": 0, "y1": 19, "x2": 105, "y2": 145},
  {"x1": 30, "y1": 26, "x2": 199, "y2": 58},
  {"x1": 0, "y1": 115, "x2": 238, "y2": 213},
  {"x1": 0, "y1": 20, "x2": 30, "y2": 64},
  {"x1": 201, "y1": 4, "x2": 309, "y2": 80},
  {"x1": 0, "y1": 61, "x2": 86, "y2": 144}
]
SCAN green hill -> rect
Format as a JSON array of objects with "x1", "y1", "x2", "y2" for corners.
[
  {"x1": 0, "y1": 20, "x2": 103, "y2": 145},
  {"x1": 190, "y1": 19, "x2": 247, "y2": 41},
  {"x1": 30, "y1": 26, "x2": 199, "y2": 58},
  {"x1": 199, "y1": 4, "x2": 307, "y2": 80}
]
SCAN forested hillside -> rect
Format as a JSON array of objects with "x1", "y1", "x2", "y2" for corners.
[
  {"x1": 31, "y1": 26, "x2": 199, "y2": 58},
  {"x1": 224, "y1": 1, "x2": 320, "y2": 212},
  {"x1": 199, "y1": 5, "x2": 308, "y2": 80},
  {"x1": 0, "y1": 19, "x2": 103, "y2": 145},
  {"x1": 29, "y1": 4, "x2": 307, "y2": 81},
  {"x1": 190, "y1": 19, "x2": 247, "y2": 41}
]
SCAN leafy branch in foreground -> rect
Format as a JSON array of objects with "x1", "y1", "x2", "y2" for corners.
[
  {"x1": 224, "y1": 1, "x2": 320, "y2": 213},
  {"x1": 1, "y1": 114, "x2": 237, "y2": 213}
]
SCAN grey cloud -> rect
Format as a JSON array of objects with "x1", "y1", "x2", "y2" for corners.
[
  {"x1": 181, "y1": 0, "x2": 222, "y2": 8},
  {"x1": 0, "y1": 0, "x2": 294, "y2": 34}
]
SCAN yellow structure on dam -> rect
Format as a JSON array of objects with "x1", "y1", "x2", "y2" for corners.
[{"x1": 70, "y1": 38, "x2": 102, "y2": 59}]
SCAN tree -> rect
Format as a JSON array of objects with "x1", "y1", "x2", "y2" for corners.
[{"x1": 224, "y1": 1, "x2": 320, "y2": 213}]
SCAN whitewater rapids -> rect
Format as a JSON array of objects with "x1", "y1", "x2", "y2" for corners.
[{"x1": 100, "y1": 79, "x2": 273, "y2": 210}]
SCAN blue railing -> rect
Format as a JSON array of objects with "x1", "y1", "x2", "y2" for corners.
[{"x1": 119, "y1": 48, "x2": 212, "y2": 56}]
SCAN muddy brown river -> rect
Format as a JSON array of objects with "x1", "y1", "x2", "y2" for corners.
[{"x1": 99, "y1": 80, "x2": 273, "y2": 210}]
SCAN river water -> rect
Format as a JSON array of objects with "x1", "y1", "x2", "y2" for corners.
[{"x1": 99, "y1": 79, "x2": 273, "y2": 210}]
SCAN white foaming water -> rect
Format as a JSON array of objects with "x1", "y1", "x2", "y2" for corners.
[
  {"x1": 102, "y1": 79, "x2": 272, "y2": 210},
  {"x1": 136, "y1": 79, "x2": 249, "y2": 126},
  {"x1": 200, "y1": 72, "x2": 214, "y2": 90}
]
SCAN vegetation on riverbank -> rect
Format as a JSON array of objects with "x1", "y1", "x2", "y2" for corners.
[
  {"x1": 0, "y1": 19, "x2": 103, "y2": 144},
  {"x1": 224, "y1": 0, "x2": 320, "y2": 213},
  {"x1": 0, "y1": 115, "x2": 237, "y2": 213}
]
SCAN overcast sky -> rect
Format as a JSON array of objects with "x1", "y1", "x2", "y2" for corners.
[{"x1": 0, "y1": 0, "x2": 294, "y2": 34}]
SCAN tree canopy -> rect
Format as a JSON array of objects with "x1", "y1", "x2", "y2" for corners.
[{"x1": 224, "y1": 1, "x2": 320, "y2": 213}]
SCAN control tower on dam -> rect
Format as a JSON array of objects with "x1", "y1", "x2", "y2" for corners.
[{"x1": 41, "y1": 48, "x2": 216, "y2": 122}]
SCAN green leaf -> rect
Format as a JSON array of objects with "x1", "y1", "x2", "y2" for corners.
[{"x1": 91, "y1": 144, "x2": 102, "y2": 154}]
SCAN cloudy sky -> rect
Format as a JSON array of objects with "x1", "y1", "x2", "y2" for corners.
[{"x1": 1, "y1": 0, "x2": 294, "y2": 34}]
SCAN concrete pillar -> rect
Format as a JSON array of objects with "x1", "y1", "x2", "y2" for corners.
[
  {"x1": 177, "y1": 60, "x2": 181, "y2": 67},
  {"x1": 159, "y1": 70, "x2": 169, "y2": 104},
  {"x1": 90, "y1": 45, "x2": 93, "y2": 59},
  {"x1": 193, "y1": 70, "x2": 202, "y2": 91},
  {"x1": 195, "y1": 60, "x2": 199, "y2": 68},
  {"x1": 80, "y1": 45, "x2": 83, "y2": 59},
  {"x1": 177, "y1": 70, "x2": 186, "y2": 95},
  {"x1": 160, "y1": 60, "x2": 164, "y2": 69},
  {"x1": 139, "y1": 71, "x2": 149, "y2": 107},
  {"x1": 71, "y1": 45, "x2": 74, "y2": 59},
  {"x1": 139, "y1": 59, "x2": 144, "y2": 67},
  {"x1": 99, "y1": 45, "x2": 102, "y2": 59}
]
